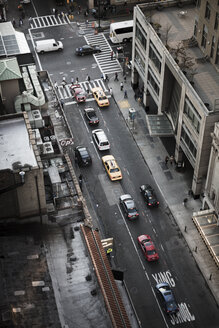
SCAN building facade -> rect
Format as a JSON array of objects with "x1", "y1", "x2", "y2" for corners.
[
  {"x1": 132, "y1": 1, "x2": 219, "y2": 197},
  {"x1": 194, "y1": 0, "x2": 219, "y2": 72}
]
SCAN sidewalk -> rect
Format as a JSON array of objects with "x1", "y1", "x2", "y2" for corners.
[{"x1": 108, "y1": 73, "x2": 219, "y2": 307}]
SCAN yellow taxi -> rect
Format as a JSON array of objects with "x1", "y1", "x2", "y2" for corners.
[
  {"x1": 102, "y1": 155, "x2": 122, "y2": 181},
  {"x1": 92, "y1": 87, "x2": 109, "y2": 107}
]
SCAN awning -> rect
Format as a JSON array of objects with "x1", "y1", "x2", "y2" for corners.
[
  {"x1": 192, "y1": 210, "x2": 219, "y2": 268},
  {"x1": 146, "y1": 114, "x2": 174, "y2": 137}
]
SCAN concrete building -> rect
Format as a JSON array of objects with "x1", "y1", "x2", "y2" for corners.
[
  {"x1": 0, "y1": 112, "x2": 47, "y2": 218},
  {"x1": 194, "y1": 0, "x2": 219, "y2": 72},
  {"x1": 131, "y1": 0, "x2": 219, "y2": 197},
  {"x1": 204, "y1": 121, "x2": 219, "y2": 214}
]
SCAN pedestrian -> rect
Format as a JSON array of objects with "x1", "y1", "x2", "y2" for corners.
[
  {"x1": 71, "y1": 77, "x2": 74, "y2": 85},
  {"x1": 114, "y1": 72, "x2": 119, "y2": 81},
  {"x1": 120, "y1": 82, "x2": 124, "y2": 91},
  {"x1": 54, "y1": 81, "x2": 58, "y2": 89},
  {"x1": 124, "y1": 75, "x2": 127, "y2": 83},
  {"x1": 60, "y1": 99, "x2": 64, "y2": 109},
  {"x1": 52, "y1": 8, "x2": 55, "y2": 14},
  {"x1": 111, "y1": 50, "x2": 114, "y2": 60},
  {"x1": 85, "y1": 19, "x2": 89, "y2": 27},
  {"x1": 101, "y1": 73, "x2": 104, "y2": 80},
  {"x1": 19, "y1": 18, "x2": 23, "y2": 27},
  {"x1": 170, "y1": 155, "x2": 174, "y2": 165},
  {"x1": 124, "y1": 90, "x2": 128, "y2": 98},
  {"x1": 62, "y1": 78, "x2": 66, "y2": 88},
  {"x1": 28, "y1": 16, "x2": 32, "y2": 26},
  {"x1": 109, "y1": 87, "x2": 113, "y2": 96},
  {"x1": 79, "y1": 174, "x2": 83, "y2": 190},
  {"x1": 137, "y1": 97, "x2": 142, "y2": 105},
  {"x1": 105, "y1": 74, "x2": 109, "y2": 82},
  {"x1": 12, "y1": 18, "x2": 16, "y2": 28},
  {"x1": 86, "y1": 85, "x2": 90, "y2": 94},
  {"x1": 86, "y1": 74, "x2": 90, "y2": 82},
  {"x1": 76, "y1": 77, "x2": 79, "y2": 83},
  {"x1": 183, "y1": 198, "x2": 188, "y2": 206},
  {"x1": 165, "y1": 156, "x2": 169, "y2": 165}
]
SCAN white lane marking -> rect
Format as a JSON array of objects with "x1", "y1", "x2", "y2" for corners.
[
  {"x1": 117, "y1": 205, "x2": 148, "y2": 276},
  {"x1": 161, "y1": 243, "x2": 164, "y2": 252},
  {"x1": 91, "y1": 140, "x2": 100, "y2": 160},
  {"x1": 28, "y1": 29, "x2": 42, "y2": 71},
  {"x1": 117, "y1": 205, "x2": 170, "y2": 327},
  {"x1": 78, "y1": 109, "x2": 89, "y2": 133}
]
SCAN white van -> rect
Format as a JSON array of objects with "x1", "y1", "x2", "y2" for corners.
[
  {"x1": 35, "y1": 39, "x2": 63, "y2": 54},
  {"x1": 92, "y1": 129, "x2": 110, "y2": 151}
]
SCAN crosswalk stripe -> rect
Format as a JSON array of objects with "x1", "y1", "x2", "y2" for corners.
[
  {"x1": 56, "y1": 79, "x2": 108, "y2": 100},
  {"x1": 30, "y1": 14, "x2": 69, "y2": 29},
  {"x1": 84, "y1": 33, "x2": 122, "y2": 75}
]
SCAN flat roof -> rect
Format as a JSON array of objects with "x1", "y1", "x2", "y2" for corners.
[
  {"x1": 0, "y1": 117, "x2": 37, "y2": 171},
  {"x1": 138, "y1": 3, "x2": 219, "y2": 111}
]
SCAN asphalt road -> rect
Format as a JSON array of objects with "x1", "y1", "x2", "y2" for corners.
[{"x1": 20, "y1": 0, "x2": 219, "y2": 327}]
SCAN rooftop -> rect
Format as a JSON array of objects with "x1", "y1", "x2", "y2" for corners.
[
  {"x1": 138, "y1": 3, "x2": 219, "y2": 111},
  {"x1": 0, "y1": 116, "x2": 37, "y2": 171}
]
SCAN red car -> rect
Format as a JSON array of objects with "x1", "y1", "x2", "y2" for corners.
[
  {"x1": 137, "y1": 235, "x2": 159, "y2": 261},
  {"x1": 70, "y1": 84, "x2": 86, "y2": 103}
]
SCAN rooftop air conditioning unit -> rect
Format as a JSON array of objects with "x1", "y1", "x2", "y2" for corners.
[
  {"x1": 43, "y1": 141, "x2": 54, "y2": 154},
  {"x1": 32, "y1": 109, "x2": 44, "y2": 128}
]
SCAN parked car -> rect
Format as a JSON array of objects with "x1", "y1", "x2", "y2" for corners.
[
  {"x1": 137, "y1": 235, "x2": 159, "y2": 261},
  {"x1": 119, "y1": 194, "x2": 139, "y2": 220},
  {"x1": 140, "y1": 184, "x2": 159, "y2": 207},
  {"x1": 102, "y1": 155, "x2": 122, "y2": 181},
  {"x1": 92, "y1": 87, "x2": 109, "y2": 107},
  {"x1": 75, "y1": 146, "x2": 92, "y2": 167},
  {"x1": 84, "y1": 108, "x2": 99, "y2": 125},
  {"x1": 70, "y1": 84, "x2": 86, "y2": 103},
  {"x1": 92, "y1": 129, "x2": 110, "y2": 151},
  {"x1": 75, "y1": 45, "x2": 101, "y2": 56},
  {"x1": 155, "y1": 283, "x2": 179, "y2": 315}
]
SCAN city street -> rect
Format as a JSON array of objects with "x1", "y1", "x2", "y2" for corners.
[{"x1": 5, "y1": 0, "x2": 219, "y2": 327}]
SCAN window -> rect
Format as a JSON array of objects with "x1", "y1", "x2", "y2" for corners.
[
  {"x1": 215, "y1": 13, "x2": 219, "y2": 30},
  {"x1": 210, "y1": 36, "x2": 216, "y2": 58},
  {"x1": 149, "y1": 41, "x2": 162, "y2": 73},
  {"x1": 148, "y1": 68, "x2": 160, "y2": 96},
  {"x1": 216, "y1": 41, "x2": 219, "y2": 65},
  {"x1": 205, "y1": 2, "x2": 211, "y2": 20},
  {"x1": 184, "y1": 98, "x2": 201, "y2": 134},
  {"x1": 195, "y1": 0, "x2": 201, "y2": 7},
  {"x1": 136, "y1": 24, "x2": 147, "y2": 50},
  {"x1": 201, "y1": 25, "x2": 208, "y2": 48},
  {"x1": 194, "y1": 19, "x2": 198, "y2": 37},
  {"x1": 134, "y1": 49, "x2": 145, "y2": 74},
  {"x1": 181, "y1": 125, "x2": 197, "y2": 159}
]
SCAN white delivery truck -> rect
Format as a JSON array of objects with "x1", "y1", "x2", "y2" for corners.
[{"x1": 35, "y1": 39, "x2": 63, "y2": 54}]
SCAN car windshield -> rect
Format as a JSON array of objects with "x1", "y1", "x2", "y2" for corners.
[
  {"x1": 147, "y1": 250, "x2": 156, "y2": 255},
  {"x1": 110, "y1": 168, "x2": 119, "y2": 173},
  {"x1": 128, "y1": 208, "x2": 137, "y2": 214}
]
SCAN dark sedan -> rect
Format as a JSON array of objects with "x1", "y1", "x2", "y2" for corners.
[
  {"x1": 119, "y1": 194, "x2": 139, "y2": 220},
  {"x1": 75, "y1": 45, "x2": 101, "y2": 56},
  {"x1": 155, "y1": 283, "x2": 179, "y2": 315},
  {"x1": 140, "y1": 184, "x2": 159, "y2": 207},
  {"x1": 75, "y1": 146, "x2": 92, "y2": 167},
  {"x1": 84, "y1": 107, "x2": 99, "y2": 126}
]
